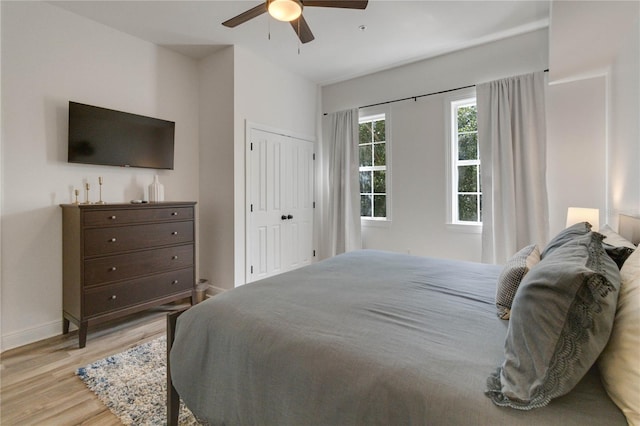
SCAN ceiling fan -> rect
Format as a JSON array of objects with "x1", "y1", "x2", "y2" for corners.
[{"x1": 222, "y1": 0, "x2": 369, "y2": 44}]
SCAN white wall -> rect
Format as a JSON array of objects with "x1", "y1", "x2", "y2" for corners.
[
  {"x1": 321, "y1": 29, "x2": 548, "y2": 262},
  {"x1": 232, "y1": 46, "x2": 317, "y2": 286},
  {"x1": 609, "y1": 18, "x2": 640, "y2": 225},
  {"x1": 547, "y1": 76, "x2": 607, "y2": 236},
  {"x1": 549, "y1": 1, "x2": 639, "y2": 83},
  {"x1": 1, "y1": 2, "x2": 200, "y2": 350},
  {"x1": 548, "y1": 0, "x2": 640, "y2": 231},
  {"x1": 198, "y1": 46, "x2": 318, "y2": 291},
  {"x1": 198, "y1": 47, "x2": 235, "y2": 292},
  {"x1": 361, "y1": 94, "x2": 486, "y2": 261},
  {"x1": 323, "y1": 30, "x2": 548, "y2": 115}
]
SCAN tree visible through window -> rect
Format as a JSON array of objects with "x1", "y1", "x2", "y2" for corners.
[
  {"x1": 452, "y1": 99, "x2": 481, "y2": 223},
  {"x1": 359, "y1": 114, "x2": 387, "y2": 219}
]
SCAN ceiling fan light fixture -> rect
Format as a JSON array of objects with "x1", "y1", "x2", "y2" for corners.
[{"x1": 268, "y1": 0, "x2": 303, "y2": 22}]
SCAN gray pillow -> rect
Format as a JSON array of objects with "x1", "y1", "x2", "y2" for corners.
[
  {"x1": 495, "y1": 244, "x2": 540, "y2": 320},
  {"x1": 486, "y1": 232, "x2": 621, "y2": 409},
  {"x1": 540, "y1": 221, "x2": 592, "y2": 259}
]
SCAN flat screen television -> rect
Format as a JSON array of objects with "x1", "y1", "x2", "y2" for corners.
[{"x1": 68, "y1": 101, "x2": 175, "y2": 170}]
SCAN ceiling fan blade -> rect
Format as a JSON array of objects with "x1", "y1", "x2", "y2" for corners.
[
  {"x1": 290, "y1": 15, "x2": 315, "y2": 44},
  {"x1": 222, "y1": 3, "x2": 267, "y2": 28},
  {"x1": 302, "y1": 0, "x2": 368, "y2": 9}
]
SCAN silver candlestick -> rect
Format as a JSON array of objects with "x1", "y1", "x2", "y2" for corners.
[
  {"x1": 82, "y1": 183, "x2": 91, "y2": 205},
  {"x1": 96, "y1": 176, "x2": 106, "y2": 205}
]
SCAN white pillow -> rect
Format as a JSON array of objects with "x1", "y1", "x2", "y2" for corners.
[
  {"x1": 600, "y1": 224, "x2": 637, "y2": 249},
  {"x1": 598, "y1": 247, "x2": 640, "y2": 425}
]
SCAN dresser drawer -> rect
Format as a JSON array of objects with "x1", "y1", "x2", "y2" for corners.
[
  {"x1": 83, "y1": 206, "x2": 194, "y2": 227},
  {"x1": 84, "y1": 244, "x2": 194, "y2": 287},
  {"x1": 84, "y1": 221, "x2": 193, "y2": 256},
  {"x1": 84, "y1": 268, "x2": 194, "y2": 317}
]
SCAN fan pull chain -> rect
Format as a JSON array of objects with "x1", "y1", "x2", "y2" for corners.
[
  {"x1": 268, "y1": 17, "x2": 271, "y2": 40},
  {"x1": 297, "y1": 19, "x2": 301, "y2": 55}
]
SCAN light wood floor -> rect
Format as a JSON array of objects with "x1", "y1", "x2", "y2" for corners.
[{"x1": 1, "y1": 304, "x2": 188, "y2": 425}]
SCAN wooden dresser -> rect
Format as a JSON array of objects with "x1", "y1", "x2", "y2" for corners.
[{"x1": 61, "y1": 202, "x2": 196, "y2": 348}]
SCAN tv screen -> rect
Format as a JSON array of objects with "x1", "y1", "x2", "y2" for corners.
[{"x1": 68, "y1": 101, "x2": 175, "y2": 170}]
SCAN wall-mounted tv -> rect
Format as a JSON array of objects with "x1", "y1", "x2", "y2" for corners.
[{"x1": 68, "y1": 101, "x2": 175, "y2": 170}]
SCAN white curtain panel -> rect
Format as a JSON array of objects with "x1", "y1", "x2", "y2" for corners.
[
  {"x1": 318, "y1": 108, "x2": 362, "y2": 259},
  {"x1": 477, "y1": 71, "x2": 549, "y2": 264}
]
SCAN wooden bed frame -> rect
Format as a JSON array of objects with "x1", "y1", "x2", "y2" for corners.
[
  {"x1": 619, "y1": 214, "x2": 640, "y2": 245},
  {"x1": 167, "y1": 308, "x2": 185, "y2": 426},
  {"x1": 166, "y1": 214, "x2": 640, "y2": 426}
]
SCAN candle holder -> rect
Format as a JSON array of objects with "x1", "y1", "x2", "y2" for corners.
[
  {"x1": 82, "y1": 183, "x2": 91, "y2": 205},
  {"x1": 95, "y1": 176, "x2": 106, "y2": 205},
  {"x1": 73, "y1": 189, "x2": 80, "y2": 205}
]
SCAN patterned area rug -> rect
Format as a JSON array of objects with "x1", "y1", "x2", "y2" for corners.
[{"x1": 76, "y1": 336, "x2": 199, "y2": 425}]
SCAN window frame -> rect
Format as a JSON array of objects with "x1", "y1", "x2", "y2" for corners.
[
  {"x1": 359, "y1": 106, "x2": 391, "y2": 224},
  {"x1": 445, "y1": 89, "x2": 481, "y2": 233}
]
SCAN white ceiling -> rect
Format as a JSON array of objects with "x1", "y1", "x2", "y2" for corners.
[{"x1": 50, "y1": 0, "x2": 550, "y2": 85}]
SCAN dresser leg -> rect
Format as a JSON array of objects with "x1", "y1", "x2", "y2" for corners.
[
  {"x1": 78, "y1": 323, "x2": 88, "y2": 348},
  {"x1": 63, "y1": 317, "x2": 70, "y2": 334}
]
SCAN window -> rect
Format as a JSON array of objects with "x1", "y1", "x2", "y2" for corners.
[
  {"x1": 450, "y1": 97, "x2": 481, "y2": 225},
  {"x1": 359, "y1": 112, "x2": 389, "y2": 220}
]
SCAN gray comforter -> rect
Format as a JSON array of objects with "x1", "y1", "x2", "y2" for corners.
[{"x1": 170, "y1": 250, "x2": 625, "y2": 425}]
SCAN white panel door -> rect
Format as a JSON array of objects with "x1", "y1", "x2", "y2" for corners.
[
  {"x1": 247, "y1": 127, "x2": 314, "y2": 283},
  {"x1": 282, "y1": 138, "x2": 314, "y2": 270}
]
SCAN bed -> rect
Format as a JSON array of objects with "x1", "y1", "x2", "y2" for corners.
[{"x1": 168, "y1": 215, "x2": 639, "y2": 425}]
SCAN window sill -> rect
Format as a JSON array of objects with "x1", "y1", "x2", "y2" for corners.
[
  {"x1": 361, "y1": 218, "x2": 391, "y2": 228},
  {"x1": 446, "y1": 223, "x2": 482, "y2": 234}
]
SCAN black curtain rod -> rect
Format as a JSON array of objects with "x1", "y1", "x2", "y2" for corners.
[
  {"x1": 323, "y1": 69, "x2": 549, "y2": 115},
  {"x1": 359, "y1": 84, "x2": 475, "y2": 110}
]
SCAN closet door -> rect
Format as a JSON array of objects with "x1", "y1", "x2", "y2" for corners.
[
  {"x1": 247, "y1": 127, "x2": 314, "y2": 283},
  {"x1": 281, "y1": 138, "x2": 314, "y2": 271}
]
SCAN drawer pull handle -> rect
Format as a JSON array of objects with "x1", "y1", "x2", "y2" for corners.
[
  {"x1": 110, "y1": 295, "x2": 117, "y2": 300},
  {"x1": 110, "y1": 266, "x2": 117, "y2": 271},
  {"x1": 109, "y1": 238, "x2": 117, "y2": 242},
  {"x1": 171, "y1": 231, "x2": 178, "y2": 235},
  {"x1": 171, "y1": 280, "x2": 179, "y2": 285},
  {"x1": 172, "y1": 255, "x2": 179, "y2": 260},
  {"x1": 171, "y1": 212, "x2": 178, "y2": 216},
  {"x1": 109, "y1": 215, "x2": 117, "y2": 220}
]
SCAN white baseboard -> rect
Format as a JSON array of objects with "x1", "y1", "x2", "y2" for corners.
[
  {"x1": 1, "y1": 319, "x2": 65, "y2": 353},
  {"x1": 206, "y1": 284, "x2": 227, "y2": 297}
]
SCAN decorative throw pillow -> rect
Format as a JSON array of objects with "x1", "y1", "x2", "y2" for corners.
[
  {"x1": 486, "y1": 232, "x2": 621, "y2": 410},
  {"x1": 495, "y1": 244, "x2": 540, "y2": 320},
  {"x1": 540, "y1": 221, "x2": 592, "y2": 259},
  {"x1": 604, "y1": 244, "x2": 635, "y2": 269},
  {"x1": 598, "y1": 247, "x2": 640, "y2": 425}
]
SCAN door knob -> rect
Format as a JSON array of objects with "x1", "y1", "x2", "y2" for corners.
[
  {"x1": 281, "y1": 215, "x2": 287, "y2": 220},
  {"x1": 287, "y1": 214, "x2": 293, "y2": 220}
]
